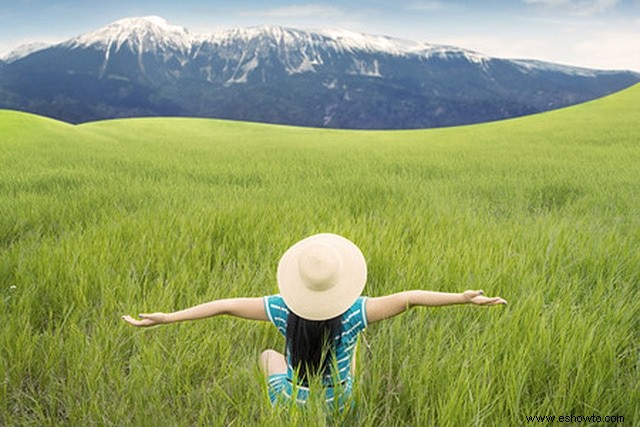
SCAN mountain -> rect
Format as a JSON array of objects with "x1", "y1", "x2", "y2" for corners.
[{"x1": 1, "y1": 16, "x2": 638, "y2": 128}]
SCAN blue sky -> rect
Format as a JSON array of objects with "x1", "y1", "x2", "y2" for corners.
[{"x1": 2, "y1": 0, "x2": 639, "y2": 71}]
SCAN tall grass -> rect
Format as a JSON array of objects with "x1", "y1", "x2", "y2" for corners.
[{"x1": 1, "y1": 85, "x2": 639, "y2": 425}]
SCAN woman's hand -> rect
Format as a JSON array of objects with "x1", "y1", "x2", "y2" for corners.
[
  {"x1": 463, "y1": 290, "x2": 507, "y2": 306},
  {"x1": 121, "y1": 313, "x2": 169, "y2": 327}
]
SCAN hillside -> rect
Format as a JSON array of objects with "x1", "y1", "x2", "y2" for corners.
[
  {"x1": 0, "y1": 85, "x2": 638, "y2": 425},
  {"x1": 3, "y1": 82, "x2": 639, "y2": 144}
]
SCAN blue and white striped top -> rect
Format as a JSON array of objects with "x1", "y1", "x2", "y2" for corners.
[{"x1": 263, "y1": 294, "x2": 368, "y2": 385}]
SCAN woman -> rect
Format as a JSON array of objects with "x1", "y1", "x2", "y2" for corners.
[{"x1": 122, "y1": 233, "x2": 507, "y2": 410}]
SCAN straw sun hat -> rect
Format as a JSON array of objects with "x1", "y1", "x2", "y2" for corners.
[{"x1": 277, "y1": 233, "x2": 367, "y2": 321}]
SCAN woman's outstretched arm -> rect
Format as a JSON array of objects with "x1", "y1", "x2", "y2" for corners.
[
  {"x1": 366, "y1": 290, "x2": 507, "y2": 325},
  {"x1": 121, "y1": 297, "x2": 268, "y2": 327}
]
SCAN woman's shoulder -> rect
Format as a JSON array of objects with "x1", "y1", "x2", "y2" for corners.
[
  {"x1": 263, "y1": 294, "x2": 289, "y2": 334},
  {"x1": 263, "y1": 294, "x2": 289, "y2": 317},
  {"x1": 341, "y1": 296, "x2": 368, "y2": 329},
  {"x1": 264, "y1": 294, "x2": 284, "y2": 303}
]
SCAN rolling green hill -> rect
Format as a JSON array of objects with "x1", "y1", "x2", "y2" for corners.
[{"x1": 1, "y1": 85, "x2": 638, "y2": 425}]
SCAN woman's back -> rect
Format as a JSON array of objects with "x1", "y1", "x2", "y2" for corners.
[{"x1": 263, "y1": 294, "x2": 368, "y2": 408}]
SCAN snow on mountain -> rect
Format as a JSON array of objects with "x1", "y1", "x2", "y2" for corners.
[
  {"x1": 48, "y1": 17, "x2": 494, "y2": 79},
  {"x1": 186, "y1": 24, "x2": 497, "y2": 79},
  {"x1": 320, "y1": 28, "x2": 427, "y2": 55},
  {"x1": 3, "y1": 16, "x2": 606, "y2": 82},
  {"x1": 64, "y1": 16, "x2": 193, "y2": 55},
  {"x1": 200, "y1": 26, "x2": 425, "y2": 56},
  {"x1": 202, "y1": 25, "x2": 486, "y2": 57},
  {"x1": 316, "y1": 28, "x2": 489, "y2": 65},
  {"x1": 200, "y1": 26, "x2": 314, "y2": 46},
  {"x1": 194, "y1": 26, "x2": 328, "y2": 77},
  {"x1": 2, "y1": 42, "x2": 51, "y2": 63},
  {"x1": 512, "y1": 59, "x2": 604, "y2": 77},
  {"x1": 6, "y1": 16, "x2": 632, "y2": 79},
  {"x1": 198, "y1": 25, "x2": 490, "y2": 68}
]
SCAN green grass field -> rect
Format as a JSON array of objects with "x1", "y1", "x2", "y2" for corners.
[{"x1": 1, "y1": 85, "x2": 639, "y2": 426}]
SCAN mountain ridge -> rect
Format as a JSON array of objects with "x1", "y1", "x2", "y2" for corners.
[
  {"x1": 3, "y1": 17, "x2": 491, "y2": 65},
  {"x1": 1, "y1": 16, "x2": 638, "y2": 128}
]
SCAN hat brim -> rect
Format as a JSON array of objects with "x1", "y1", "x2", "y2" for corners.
[{"x1": 277, "y1": 233, "x2": 367, "y2": 320}]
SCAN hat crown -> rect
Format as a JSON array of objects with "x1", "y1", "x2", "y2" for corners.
[
  {"x1": 277, "y1": 233, "x2": 367, "y2": 320},
  {"x1": 297, "y1": 243, "x2": 340, "y2": 292}
]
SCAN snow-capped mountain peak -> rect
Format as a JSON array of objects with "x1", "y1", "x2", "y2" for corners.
[
  {"x1": 48, "y1": 16, "x2": 491, "y2": 72},
  {"x1": 65, "y1": 16, "x2": 193, "y2": 54}
]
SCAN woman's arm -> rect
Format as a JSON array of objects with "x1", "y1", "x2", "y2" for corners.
[
  {"x1": 121, "y1": 297, "x2": 268, "y2": 327},
  {"x1": 366, "y1": 290, "x2": 506, "y2": 325}
]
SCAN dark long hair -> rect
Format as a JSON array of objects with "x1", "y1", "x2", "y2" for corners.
[{"x1": 286, "y1": 311, "x2": 342, "y2": 382}]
